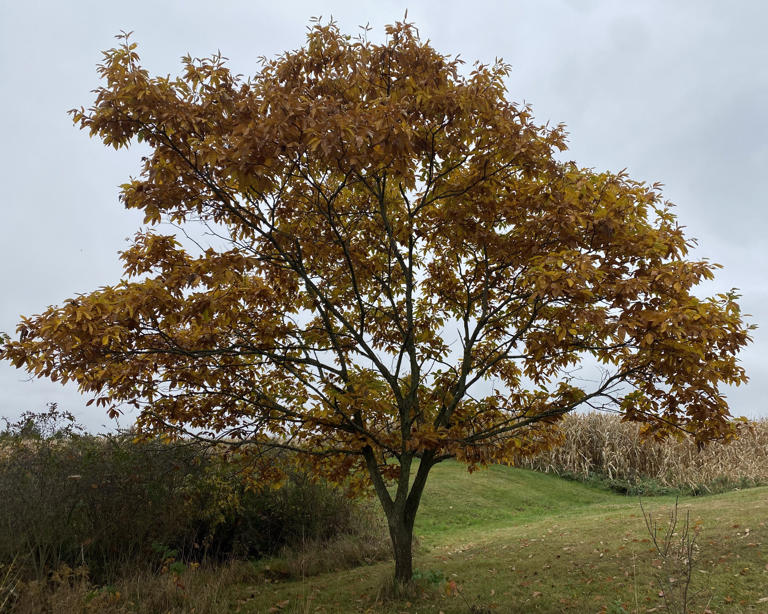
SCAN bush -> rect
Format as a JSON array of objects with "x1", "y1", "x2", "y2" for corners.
[{"x1": 0, "y1": 405, "x2": 384, "y2": 585}]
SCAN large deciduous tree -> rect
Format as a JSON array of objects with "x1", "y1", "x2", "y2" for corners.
[{"x1": 1, "y1": 20, "x2": 751, "y2": 583}]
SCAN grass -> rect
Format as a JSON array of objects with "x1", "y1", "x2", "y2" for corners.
[
  {"x1": 413, "y1": 463, "x2": 626, "y2": 545},
  {"x1": 9, "y1": 460, "x2": 768, "y2": 612},
  {"x1": 221, "y1": 462, "x2": 768, "y2": 613}
]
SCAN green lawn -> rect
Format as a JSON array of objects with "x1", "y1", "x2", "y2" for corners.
[
  {"x1": 414, "y1": 462, "x2": 628, "y2": 544},
  {"x1": 231, "y1": 462, "x2": 768, "y2": 613}
]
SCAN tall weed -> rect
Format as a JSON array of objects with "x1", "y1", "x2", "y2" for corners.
[{"x1": 518, "y1": 412, "x2": 768, "y2": 494}]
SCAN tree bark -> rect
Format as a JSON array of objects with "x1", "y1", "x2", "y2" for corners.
[
  {"x1": 362, "y1": 444, "x2": 437, "y2": 585},
  {"x1": 382, "y1": 452, "x2": 436, "y2": 585},
  {"x1": 388, "y1": 509, "x2": 415, "y2": 584}
]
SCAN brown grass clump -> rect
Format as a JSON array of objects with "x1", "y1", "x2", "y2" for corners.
[
  {"x1": 7, "y1": 560, "x2": 255, "y2": 614},
  {"x1": 264, "y1": 506, "x2": 390, "y2": 579},
  {"x1": 518, "y1": 412, "x2": 768, "y2": 493}
]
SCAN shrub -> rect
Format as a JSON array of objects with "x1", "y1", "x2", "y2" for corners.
[{"x1": 0, "y1": 405, "x2": 385, "y2": 585}]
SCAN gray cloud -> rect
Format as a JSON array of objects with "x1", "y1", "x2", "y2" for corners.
[{"x1": 1, "y1": 0, "x2": 765, "y2": 429}]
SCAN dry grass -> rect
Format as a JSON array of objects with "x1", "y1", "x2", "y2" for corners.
[
  {"x1": 5, "y1": 512, "x2": 390, "y2": 614},
  {"x1": 265, "y1": 525, "x2": 391, "y2": 579},
  {"x1": 517, "y1": 412, "x2": 768, "y2": 493},
  {"x1": 0, "y1": 556, "x2": 22, "y2": 612},
  {"x1": 6, "y1": 560, "x2": 253, "y2": 614}
]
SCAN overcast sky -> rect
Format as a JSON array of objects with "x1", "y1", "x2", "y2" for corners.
[{"x1": 1, "y1": 0, "x2": 766, "y2": 431}]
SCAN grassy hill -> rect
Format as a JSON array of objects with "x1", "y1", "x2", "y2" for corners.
[
  {"x1": 414, "y1": 462, "x2": 628, "y2": 544},
  {"x1": 235, "y1": 461, "x2": 768, "y2": 613}
]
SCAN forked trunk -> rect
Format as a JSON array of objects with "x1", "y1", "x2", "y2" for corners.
[{"x1": 363, "y1": 447, "x2": 436, "y2": 585}]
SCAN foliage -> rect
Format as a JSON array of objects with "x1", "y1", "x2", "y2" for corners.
[
  {"x1": 1, "y1": 402, "x2": 84, "y2": 440},
  {"x1": 0, "y1": 407, "x2": 383, "y2": 585},
  {"x1": 0, "y1": 18, "x2": 752, "y2": 582}
]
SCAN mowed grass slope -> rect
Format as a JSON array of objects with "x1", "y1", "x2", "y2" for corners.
[
  {"x1": 413, "y1": 462, "x2": 627, "y2": 544},
  {"x1": 237, "y1": 461, "x2": 768, "y2": 614}
]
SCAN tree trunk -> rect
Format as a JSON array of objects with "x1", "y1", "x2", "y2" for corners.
[
  {"x1": 388, "y1": 506, "x2": 416, "y2": 585},
  {"x1": 362, "y1": 446, "x2": 435, "y2": 586}
]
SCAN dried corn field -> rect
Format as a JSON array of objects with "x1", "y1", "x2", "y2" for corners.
[{"x1": 517, "y1": 412, "x2": 768, "y2": 493}]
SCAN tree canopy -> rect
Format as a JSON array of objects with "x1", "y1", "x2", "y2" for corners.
[{"x1": 0, "y1": 19, "x2": 751, "y2": 583}]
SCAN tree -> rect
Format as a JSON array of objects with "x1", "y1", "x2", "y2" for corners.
[{"x1": 0, "y1": 20, "x2": 752, "y2": 584}]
